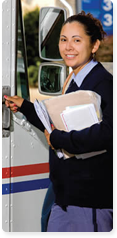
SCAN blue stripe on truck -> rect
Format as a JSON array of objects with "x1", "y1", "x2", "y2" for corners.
[{"x1": 2, "y1": 178, "x2": 50, "y2": 194}]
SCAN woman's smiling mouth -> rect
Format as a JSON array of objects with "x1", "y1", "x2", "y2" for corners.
[{"x1": 65, "y1": 54, "x2": 77, "y2": 59}]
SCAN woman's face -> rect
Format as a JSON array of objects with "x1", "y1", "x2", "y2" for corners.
[{"x1": 59, "y1": 21, "x2": 95, "y2": 74}]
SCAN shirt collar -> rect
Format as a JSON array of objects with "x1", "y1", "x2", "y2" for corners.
[{"x1": 72, "y1": 60, "x2": 98, "y2": 87}]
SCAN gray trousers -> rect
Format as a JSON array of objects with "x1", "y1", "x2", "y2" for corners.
[{"x1": 47, "y1": 204, "x2": 113, "y2": 232}]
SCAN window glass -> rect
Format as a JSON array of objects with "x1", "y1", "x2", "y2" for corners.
[
  {"x1": 40, "y1": 66, "x2": 62, "y2": 93},
  {"x1": 40, "y1": 8, "x2": 65, "y2": 60},
  {"x1": 16, "y1": 0, "x2": 29, "y2": 100}
]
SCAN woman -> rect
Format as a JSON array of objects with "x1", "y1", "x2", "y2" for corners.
[{"x1": 4, "y1": 11, "x2": 113, "y2": 232}]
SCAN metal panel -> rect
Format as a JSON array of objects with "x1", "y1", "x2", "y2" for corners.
[
  {"x1": 2, "y1": 138, "x2": 11, "y2": 232},
  {"x1": 2, "y1": 0, "x2": 12, "y2": 86},
  {"x1": 2, "y1": 0, "x2": 12, "y2": 232},
  {"x1": 10, "y1": 119, "x2": 49, "y2": 231},
  {"x1": 10, "y1": 190, "x2": 47, "y2": 231},
  {"x1": 2, "y1": 0, "x2": 17, "y2": 232}
]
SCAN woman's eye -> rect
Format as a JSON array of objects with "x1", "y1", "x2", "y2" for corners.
[
  {"x1": 74, "y1": 39, "x2": 80, "y2": 42},
  {"x1": 60, "y1": 38, "x2": 66, "y2": 42}
]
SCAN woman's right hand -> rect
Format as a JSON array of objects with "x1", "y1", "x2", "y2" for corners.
[{"x1": 4, "y1": 95, "x2": 24, "y2": 113}]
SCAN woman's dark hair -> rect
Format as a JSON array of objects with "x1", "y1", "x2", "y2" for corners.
[{"x1": 62, "y1": 11, "x2": 106, "y2": 44}]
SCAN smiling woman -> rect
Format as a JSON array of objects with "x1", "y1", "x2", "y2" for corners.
[
  {"x1": 59, "y1": 21, "x2": 97, "y2": 73},
  {"x1": 47, "y1": 11, "x2": 113, "y2": 232},
  {"x1": 59, "y1": 11, "x2": 106, "y2": 74}
]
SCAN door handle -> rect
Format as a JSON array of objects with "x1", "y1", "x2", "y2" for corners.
[{"x1": 2, "y1": 86, "x2": 11, "y2": 137}]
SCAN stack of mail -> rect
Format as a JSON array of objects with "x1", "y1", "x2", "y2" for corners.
[
  {"x1": 43, "y1": 90, "x2": 106, "y2": 159},
  {"x1": 44, "y1": 90, "x2": 101, "y2": 132}
]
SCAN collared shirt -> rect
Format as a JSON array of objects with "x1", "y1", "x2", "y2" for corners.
[{"x1": 72, "y1": 60, "x2": 98, "y2": 87}]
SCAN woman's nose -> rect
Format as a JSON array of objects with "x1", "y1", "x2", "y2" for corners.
[{"x1": 65, "y1": 41, "x2": 73, "y2": 50}]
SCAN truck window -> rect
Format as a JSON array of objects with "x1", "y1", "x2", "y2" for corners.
[
  {"x1": 39, "y1": 7, "x2": 66, "y2": 61},
  {"x1": 16, "y1": 0, "x2": 29, "y2": 100}
]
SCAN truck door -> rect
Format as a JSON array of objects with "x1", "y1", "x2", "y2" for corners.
[
  {"x1": 2, "y1": 0, "x2": 49, "y2": 232},
  {"x1": 2, "y1": 0, "x2": 67, "y2": 232}
]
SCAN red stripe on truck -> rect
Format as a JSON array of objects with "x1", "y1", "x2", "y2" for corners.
[{"x1": 2, "y1": 163, "x2": 49, "y2": 178}]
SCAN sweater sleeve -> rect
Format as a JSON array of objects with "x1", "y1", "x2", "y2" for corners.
[
  {"x1": 20, "y1": 99, "x2": 45, "y2": 132},
  {"x1": 50, "y1": 77, "x2": 113, "y2": 154}
]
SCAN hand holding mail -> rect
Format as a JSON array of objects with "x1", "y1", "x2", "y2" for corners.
[
  {"x1": 44, "y1": 125, "x2": 55, "y2": 150},
  {"x1": 44, "y1": 130, "x2": 53, "y2": 149}
]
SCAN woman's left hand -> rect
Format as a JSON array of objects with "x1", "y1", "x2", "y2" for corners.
[{"x1": 44, "y1": 125, "x2": 55, "y2": 150}]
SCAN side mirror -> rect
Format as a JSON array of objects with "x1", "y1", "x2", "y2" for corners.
[
  {"x1": 39, "y1": 7, "x2": 67, "y2": 61},
  {"x1": 38, "y1": 63, "x2": 66, "y2": 96}
]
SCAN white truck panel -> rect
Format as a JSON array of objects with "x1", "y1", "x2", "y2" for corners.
[
  {"x1": 9, "y1": 118, "x2": 49, "y2": 231},
  {"x1": 10, "y1": 189, "x2": 47, "y2": 232},
  {"x1": 2, "y1": 134, "x2": 11, "y2": 231}
]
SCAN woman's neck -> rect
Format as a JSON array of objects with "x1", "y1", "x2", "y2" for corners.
[{"x1": 73, "y1": 59, "x2": 92, "y2": 76}]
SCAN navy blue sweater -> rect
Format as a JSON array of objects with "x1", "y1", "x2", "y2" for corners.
[{"x1": 20, "y1": 62, "x2": 113, "y2": 209}]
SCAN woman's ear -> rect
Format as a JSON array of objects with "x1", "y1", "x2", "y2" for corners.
[{"x1": 92, "y1": 39, "x2": 100, "y2": 54}]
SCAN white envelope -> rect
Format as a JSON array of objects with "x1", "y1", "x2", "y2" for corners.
[{"x1": 60, "y1": 103, "x2": 99, "y2": 132}]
